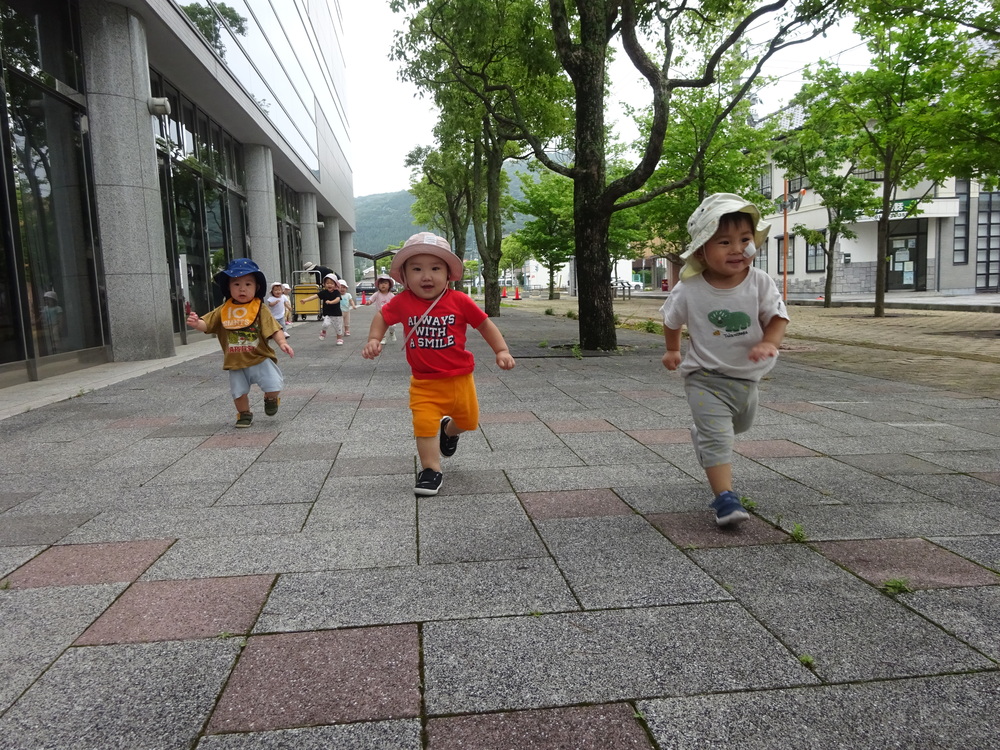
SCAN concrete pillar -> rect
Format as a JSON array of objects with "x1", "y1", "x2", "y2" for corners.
[
  {"x1": 299, "y1": 193, "x2": 319, "y2": 276},
  {"x1": 244, "y1": 144, "x2": 279, "y2": 281},
  {"x1": 80, "y1": 1, "x2": 174, "y2": 361},
  {"x1": 339, "y1": 228, "x2": 355, "y2": 286},
  {"x1": 320, "y1": 216, "x2": 341, "y2": 275}
]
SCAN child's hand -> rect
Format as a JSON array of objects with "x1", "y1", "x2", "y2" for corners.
[
  {"x1": 496, "y1": 351, "x2": 516, "y2": 370},
  {"x1": 362, "y1": 339, "x2": 383, "y2": 359},
  {"x1": 748, "y1": 342, "x2": 779, "y2": 362},
  {"x1": 280, "y1": 341, "x2": 294, "y2": 358},
  {"x1": 662, "y1": 350, "x2": 682, "y2": 370},
  {"x1": 186, "y1": 311, "x2": 200, "y2": 329}
]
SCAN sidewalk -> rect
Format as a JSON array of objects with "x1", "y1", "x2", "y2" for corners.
[{"x1": 1, "y1": 303, "x2": 998, "y2": 749}]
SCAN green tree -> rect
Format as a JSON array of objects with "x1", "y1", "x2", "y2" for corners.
[
  {"x1": 406, "y1": 139, "x2": 474, "y2": 261},
  {"x1": 181, "y1": 3, "x2": 248, "y2": 60},
  {"x1": 796, "y1": 10, "x2": 972, "y2": 315},
  {"x1": 511, "y1": 169, "x2": 575, "y2": 299},
  {"x1": 770, "y1": 103, "x2": 880, "y2": 306},
  {"x1": 391, "y1": 0, "x2": 575, "y2": 316}
]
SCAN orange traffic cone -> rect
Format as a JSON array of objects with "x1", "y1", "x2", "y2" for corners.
[
  {"x1": 361, "y1": 291, "x2": 367, "y2": 305},
  {"x1": 513, "y1": 286, "x2": 521, "y2": 300},
  {"x1": 501, "y1": 286, "x2": 507, "y2": 298}
]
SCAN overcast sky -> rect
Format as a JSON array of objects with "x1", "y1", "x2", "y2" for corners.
[{"x1": 341, "y1": 2, "x2": 867, "y2": 198}]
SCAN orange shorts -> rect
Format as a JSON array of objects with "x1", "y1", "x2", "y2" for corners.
[{"x1": 409, "y1": 373, "x2": 479, "y2": 437}]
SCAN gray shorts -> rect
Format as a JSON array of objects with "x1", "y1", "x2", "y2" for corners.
[
  {"x1": 684, "y1": 369, "x2": 758, "y2": 468},
  {"x1": 229, "y1": 359, "x2": 284, "y2": 399}
]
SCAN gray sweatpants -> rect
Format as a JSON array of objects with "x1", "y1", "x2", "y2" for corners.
[{"x1": 684, "y1": 369, "x2": 758, "y2": 468}]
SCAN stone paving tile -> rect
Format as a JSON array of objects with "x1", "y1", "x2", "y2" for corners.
[
  {"x1": 928, "y1": 536, "x2": 1000, "y2": 572},
  {"x1": 899, "y1": 586, "x2": 1000, "y2": 660},
  {"x1": 254, "y1": 558, "x2": 576, "y2": 632},
  {"x1": 0, "y1": 639, "x2": 241, "y2": 749},
  {"x1": 974, "y1": 471, "x2": 1000, "y2": 485},
  {"x1": 0, "y1": 513, "x2": 94, "y2": 546},
  {"x1": 0, "y1": 492, "x2": 36, "y2": 512},
  {"x1": 195, "y1": 720, "x2": 423, "y2": 749},
  {"x1": 5, "y1": 480, "x2": 230, "y2": 515},
  {"x1": 2, "y1": 539, "x2": 173, "y2": 588},
  {"x1": 0, "y1": 583, "x2": 125, "y2": 712},
  {"x1": 418, "y1": 494, "x2": 547, "y2": 564},
  {"x1": 206, "y1": 627, "x2": 420, "y2": 734},
  {"x1": 518, "y1": 488, "x2": 634, "y2": 519},
  {"x1": 478, "y1": 410, "x2": 540, "y2": 423},
  {"x1": 834, "y1": 452, "x2": 954, "y2": 475},
  {"x1": 422, "y1": 604, "x2": 817, "y2": 715},
  {"x1": 762, "y1": 401, "x2": 834, "y2": 414},
  {"x1": 59, "y1": 504, "x2": 311, "y2": 544},
  {"x1": 0, "y1": 546, "x2": 43, "y2": 579},
  {"x1": 624, "y1": 427, "x2": 691, "y2": 445},
  {"x1": 215, "y1": 460, "x2": 332, "y2": 506},
  {"x1": 426, "y1": 703, "x2": 653, "y2": 749},
  {"x1": 812, "y1": 538, "x2": 1000, "y2": 589},
  {"x1": 755, "y1": 499, "x2": 1000, "y2": 540},
  {"x1": 331, "y1": 453, "x2": 412, "y2": 477},
  {"x1": 691, "y1": 544, "x2": 994, "y2": 682},
  {"x1": 143, "y1": 527, "x2": 415, "y2": 580},
  {"x1": 507, "y1": 463, "x2": 689, "y2": 493},
  {"x1": 560, "y1": 432, "x2": 666, "y2": 465},
  {"x1": 914, "y1": 448, "x2": 1000, "y2": 472},
  {"x1": 733, "y1": 439, "x2": 820, "y2": 458},
  {"x1": 534, "y1": 515, "x2": 729, "y2": 608},
  {"x1": 638, "y1": 672, "x2": 1000, "y2": 750},
  {"x1": 544, "y1": 418, "x2": 618, "y2": 433},
  {"x1": 647, "y1": 511, "x2": 790, "y2": 548},
  {"x1": 199, "y1": 431, "x2": 280, "y2": 449},
  {"x1": 76, "y1": 575, "x2": 273, "y2": 644}
]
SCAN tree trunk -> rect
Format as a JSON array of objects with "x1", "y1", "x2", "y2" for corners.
[{"x1": 874, "y1": 178, "x2": 893, "y2": 318}]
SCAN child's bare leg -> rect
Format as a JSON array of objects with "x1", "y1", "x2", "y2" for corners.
[
  {"x1": 234, "y1": 394, "x2": 250, "y2": 413},
  {"x1": 416, "y1": 436, "x2": 441, "y2": 473},
  {"x1": 705, "y1": 463, "x2": 733, "y2": 497}
]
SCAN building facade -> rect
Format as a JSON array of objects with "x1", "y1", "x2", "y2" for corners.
[
  {"x1": 1, "y1": 0, "x2": 355, "y2": 386},
  {"x1": 756, "y1": 167, "x2": 999, "y2": 298}
]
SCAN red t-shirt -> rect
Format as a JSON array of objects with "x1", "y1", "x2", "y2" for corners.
[{"x1": 381, "y1": 289, "x2": 488, "y2": 379}]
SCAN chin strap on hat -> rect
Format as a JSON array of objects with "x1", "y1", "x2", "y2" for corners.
[{"x1": 400, "y1": 288, "x2": 447, "y2": 350}]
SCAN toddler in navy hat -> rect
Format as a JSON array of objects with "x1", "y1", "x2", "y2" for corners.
[{"x1": 187, "y1": 258, "x2": 294, "y2": 428}]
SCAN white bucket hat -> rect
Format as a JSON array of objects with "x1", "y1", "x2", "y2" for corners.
[{"x1": 681, "y1": 193, "x2": 770, "y2": 281}]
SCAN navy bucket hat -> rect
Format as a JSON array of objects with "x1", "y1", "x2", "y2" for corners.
[{"x1": 214, "y1": 258, "x2": 266, "y2": 299}]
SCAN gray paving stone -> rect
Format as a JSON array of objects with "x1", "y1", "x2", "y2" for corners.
[
  {"x1": 254, "y1": 558, "x2": 576, "y2": 632},
  {"x1": 195, "y1": 720, "x2": 423, "y2": 749},
  {"x1": 691, "y1": 545, "x2": 994, "y2": 682},
  {"x1": 59, "y1": 505, "x2": 311, "y2": 544},
  {"x1": 0, "y1": 639, "x2": 240, "y2": 749},
  {"x1": 0, "y1": 513, "x2": 95, "y2": 545},
  {"x1": 507, "y1": 463, "x2": 686, "y2": 493},
  {"x1": 900, "y1": 585, "x2": 1000, "y2": 661},
  {"x1": 215, "y1": 459, "x2": 333, "y2": 505},
  {"x1": 142, "y1": 528, "x2": 415, "y2": 580},
  {"x1": 5, "y1": 482, "x2": 229, "y2": 515},
  {"x1": 928, "y1": 535, "x2": 1000, "y2": 572},
  {"x1": 0, "y1": 546, "x2": 44, "y2": 578},
  {"x1": 754, "y1": 499, "x2": 1000, "y2": 539},
  {"x1": 0, "y1": 584, "x2": 125, "y2": 711},
  {"x1": 638, "y1": 672, "x2": 1000, "y2": 750},
  {"x1": 422, "y1": 604, "x2": 817, "y2": 714},
  {"x1": 418, "y1": 494, "x2": 547, "y2": 563},
  {"x1": 536, "y1": 515, "x2": 730, "y2": 607}
]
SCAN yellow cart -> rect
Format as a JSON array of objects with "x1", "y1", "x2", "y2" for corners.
[{"x1": 291, "y1": 270, "x2": 321, "y2": 321}]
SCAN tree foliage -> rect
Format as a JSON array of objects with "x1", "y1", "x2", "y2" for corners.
[
  {"x1": 510, "y1": 168, "x2": 575, "y2": 299},
  {"x1": 180, "y1": 3, "x2": 248, "y2": 60}
]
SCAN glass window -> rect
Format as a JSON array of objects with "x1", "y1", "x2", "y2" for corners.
[
  {"x1": 5, "y1": 0, "x2": 83, "y2": 92},
  {"x1": 777, "y1": 236, "x2": 795, "y2": 274},
  {"x1": 806, "y1": 237, "x2": 825, "y2": 273},
  {"x1": 954, "y1": 179, "x2": 969, "y2": 265},
  {"x1": 757, "y1": 166, "x2": 772, "y2": 199},
  {"x1": 7, "y1": 74, "x2": 104, "y2": 360},
  {"x1": 752, "y1": 239, "x2": 768, "y2": 272}
]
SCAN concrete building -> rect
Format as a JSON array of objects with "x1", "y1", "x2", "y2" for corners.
[{"x1": 1, "y1": 0, "x2": 354, "y2": 386}]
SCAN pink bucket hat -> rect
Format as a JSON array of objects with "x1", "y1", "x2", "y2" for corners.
[{"x1": 388, "y1": 232, "x2": 464, "y2": 284}]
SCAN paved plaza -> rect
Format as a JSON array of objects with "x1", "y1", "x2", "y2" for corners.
[{"x1": 1, "y1": 299, "x2": 998, "y2": 749}]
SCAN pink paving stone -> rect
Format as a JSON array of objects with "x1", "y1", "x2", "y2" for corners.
[
  {"x1": 763, "y1": 401, "x2": 831, "y2": 414},
  {"x1": 107, "y1": 417, "x2": 178, "y2": 429},
  {"x1": 734, "y1": 440, "x2": 820, "y2": 459},
  {"x1": 2, "y1": 540, "x2": 173, "y2": 589},
  {"x1": 478, "y1": 411, "x2": 539, "y2": 424},
  {"x1": 74, "y1": 575, "x2": 274, "y2": 645},
  {"x1": 199, "y1": 432, "x2": 278, "y2": 449},
  {"x1": 545, "y1": 419, "x2": 618, "y2": 434},
  {"x1": 647, "y1": 511, "x2": 790, "y2": 549},
  {"x1": 207, "y1": 626, "x2": 421, "y2": 733},
  {"x1": 972, "y1": 472, "x2": 1000, "y2": 486},
  {"x1": 625, "y1": 428, "x2": 692, "y2": 445},
  {"x1": 812, "y1": 538, "x2": 1000, "y2": 589},
  {"x1": 519, "y1": 489, "x2": 634, "y2": 520},
  {"x1": 427, "y1": 703, "x2": 653, "y2": 750}
]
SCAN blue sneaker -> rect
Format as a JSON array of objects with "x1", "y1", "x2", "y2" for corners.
[{"x1": 711, "y1": 491, "x2": 750, "y2": 527}]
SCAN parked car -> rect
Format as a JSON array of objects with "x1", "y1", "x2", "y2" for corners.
[
  {"x1": 615, "y1": 279, "x2": 642, "y2": 291},
  {"x1": 355, "y1": 281, "x2": 377, "y2": 296}
]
